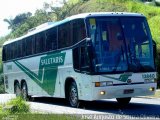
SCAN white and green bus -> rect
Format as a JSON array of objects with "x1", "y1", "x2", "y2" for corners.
[{"x1": 2, "y1": 12, "x2": 157, "y2": 107}]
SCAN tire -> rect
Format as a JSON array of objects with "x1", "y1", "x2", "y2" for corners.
[
  {"x1": 14, "y1": 82, "x2": 21, "y2": 97},
  {"x1": 68, "y1": 82, "x2": 79, "y2": 107},
  {"x1": 116, "y1": 97, "x2": 131, "y2": 105},
  {"x1": 21, "y1": 82, "x2": 29, "y2": 101}
]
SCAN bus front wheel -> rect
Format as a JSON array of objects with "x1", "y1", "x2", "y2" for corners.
[
  {"x1": 68, "y1": 82, "x2": 79, "y2": 107},
  {"x1": 116, "y1": 97, "x2": 131, "y2": 105}
]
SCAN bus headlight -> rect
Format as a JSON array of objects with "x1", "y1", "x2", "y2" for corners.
[
  {"x1": 149, "y1": 87, "x2": 155, "y2": 91},
  {"x1": 95, "y1": 81, "x2": 113, "y2": 87},
  {"x1": 100, "y1": 91, "x2": 105, "y2": 95}
]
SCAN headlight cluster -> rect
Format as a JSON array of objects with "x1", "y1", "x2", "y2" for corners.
[{"x1": 95, "y1": 81, "x2": 113, "y2": 87}]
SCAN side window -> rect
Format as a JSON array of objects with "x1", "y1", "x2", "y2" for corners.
[
  {"x1": 2, "y1": 46, "x2": 6, "y2": 61},
  {"x1": 13, "y1": 42, "x2": 18, "y2": 59},
  {"x1": 31, "y1": 36, "x2": 35, "y2": 55},
  {"x1": 3, "y1": 41, "x2": 23, "y2": 60},
  {"x1": 58, "y1": 22, "x2": 72, "y2": 49},
  {"x1": 17, "y1": 39, "x2": 26, "y2": 57},
  {"x1": 73, "y1": 43, "x2": 91, "y2": 72},
  {"x1": 10, "y1": 43, "x2": 16, "y2": 60},
  {"x1": 22, "y1": 39, "x2": 26, "y2": 57},
  {"x1": 35, "y1": 32, "x2": 45, "y2": 54},
  {"x1": 26, "y1": 38, "x2": 33, "y2": 56},
  {"x1": 73, "y1": 47, "x2": 80, "y2": 70},
  {"x1": 6, "y1": 45, "x2": 10, "y2": 60},
  {"x1": 72, "y1": 19, "x2": 86, "y2": 44},
  {"x1": 46, "y1": 27, "x2": 57, "y2": 51},
  {"x1": 17, "y1": 41, "x2": 22, "y2": 58}
]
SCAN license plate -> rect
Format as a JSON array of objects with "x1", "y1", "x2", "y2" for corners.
[{"x1": 124, "y1": 89, "x2": 134, "y2": 94}]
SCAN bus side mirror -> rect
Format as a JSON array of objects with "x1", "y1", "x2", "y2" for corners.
[
  {"x1": 86, "y1": 38, "x2": 92, "y2": 51},
  {"x1": 86, "y1": 38, "x2": 94, "y2": 72},
  {"x1": 86, "y1": 38, "x2": 92, "y2": 45},
  {"x1": 86, "y1": 38, "x2": 92, "y2": 52}
]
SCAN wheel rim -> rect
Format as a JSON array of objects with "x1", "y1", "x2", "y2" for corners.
[
  {"x1": 22, "y1": 84, "x2": 27, "y2": 100},
  {"x1": 69, "y1": 86, "x2": 78, "y2": 107},
  {"x1": 15, "y1": 84, "x2": 21, "y2": 96}
]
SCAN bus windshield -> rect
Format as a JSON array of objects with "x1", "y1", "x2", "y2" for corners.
[{"x1": 87, "y1": 17, "x2": 155, "y2": 73}]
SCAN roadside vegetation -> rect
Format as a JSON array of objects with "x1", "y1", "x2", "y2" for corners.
[
  {"x1": 0, "y1": 97, "x2": 79, "y2": 120},
  {"x1": 0, "y1": 75, "x2": 4, "y2": 94},
  {"x1": 0, "y1": 97, "x2": 30, "y2": 117},
  {"x1": 154, "y1": 90, "x2": 160, "y2": 98}
]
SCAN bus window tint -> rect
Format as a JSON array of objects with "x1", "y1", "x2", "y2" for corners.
[
  {"x1": 6, "y1": 45, "x2": 10, "y2": 60},
  {"x1": 14, "y1": 42, "x2": 18, "y2": 59},
  {"x1": 26, "y1": 38, "x2": 33, "y2": 56},
  {"x1": 22, "y1": 39, "x2": 26, "y2": 57},
  {"x1": 58, "y1": 22, "x2": 71, "y2": 49},
  {"x1": 35, "y1": 32, "x2": 45, "y2": 53},
  {"x1": 46, "y1": 27, "x2": 57, "y2": 51},
  {"x1": 10, "y1": 43, "x2": 16, "y2": 59},
  {"x1": 17, "y1": 40, "x2": 23, "y2": 58},
  {"x1": 73, "y1": 47, "x2": 80, "y2": 70},
  {"x1": 2, "y1": 46, "x2": 6, "y2": 61},
  {"x1": 72, "y1": 19, "x2": 86, "y2": 44},
  {"x1": 3, "y1": 19, "x2": 87, "y2": 61}
]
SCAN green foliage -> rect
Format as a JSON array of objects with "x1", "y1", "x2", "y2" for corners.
[
  {"x1": 11, "y1": 10, "x2": 52, "y2": 38},
  {"x1": 68, "y1": 0, "x2": 80, "y2": 4},
  {"x1": 4, "y1": 12, "x2": 32, "y2": 31},
  {"x1": 3, "y1": 10, "x2": 54, "y2": 39},
  {"x1": 0, "y1": 114, "x2": 80, "y2": 120},
  {"x1": 15, "y1": 114, "x2": 79, "y2": 120},
  {"x1": 148, "y1": 16, "x2": 160, "y2": 51},
  {"x1": 6, "y1": 97, "x2": 30, "y2": 114},
  {"x1": 0, "y1": 98, "x2": 80, "y2": 119},
  {"x1": 0, "y1": 78, "x2": 5, "y2": 94},
  {"x1": 0, "y1": 105, "x2": 2, "y2": 114},
  {"x1": 0, "y1": 47, "x2": 4, "y2": 94},
  {"x1": 54, "y1": 3, "x2": 77, "y2": 20}
]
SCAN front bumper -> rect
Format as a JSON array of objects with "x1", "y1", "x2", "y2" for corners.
[{"x1": 92, "y1": 83, "x2": 156, "y2": 100}]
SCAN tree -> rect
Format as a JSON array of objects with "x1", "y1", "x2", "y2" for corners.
[
  {"x1": 3, "y1": 18, "x2": 15, "y2": 30},
  {"x1": 4, "y1": 12, "x2": 32, "y2": 31}
]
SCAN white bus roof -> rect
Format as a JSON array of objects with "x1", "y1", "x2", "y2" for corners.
[{"x1": 3, "y1": 12, "x2": 144, "y2": 46}]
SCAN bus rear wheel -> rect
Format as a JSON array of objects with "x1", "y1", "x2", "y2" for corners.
[
  {"x1": 116, "y1": 97, "x2": 131, "y2": 105},
  {"x1": 68, "y1": 82, "x2": 79, "y2": 107},
  {"x1": 14, "y1": 82, "x2": 21, "y2": 97},
  {"x1": 21, "y1": 82, "x2": 29, "y2": 101}
]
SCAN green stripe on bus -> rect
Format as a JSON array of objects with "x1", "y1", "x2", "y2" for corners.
[
  {"x1": 102, "y1": 73, "x2": 132, "y2": 82},
  {"x1": 14, "y1": 52, "x2": 66, "y2": 96}
]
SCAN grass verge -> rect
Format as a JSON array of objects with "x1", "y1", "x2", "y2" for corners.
[
  {"x1": 0, "y1": 114, "x2": 80, "y2": 120},
  {"x1": 0, "y1": 97, "x2": 81, "y2": 120},
  {"x1": 153, "y1": 90, "x2": 160, "y2": 98}
]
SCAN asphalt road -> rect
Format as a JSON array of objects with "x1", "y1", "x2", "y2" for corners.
[
  {"x1": 1, "y1": 94, "x2": 160, "y2": 119},
  {"x1": 29, "y1": 97, "x2": 160, "y2": 116}
]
